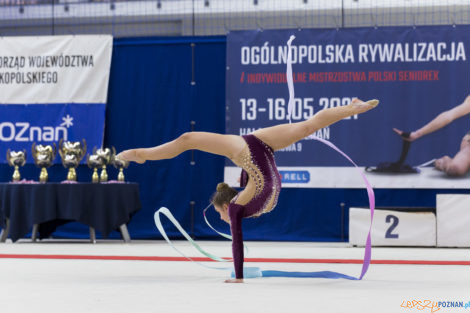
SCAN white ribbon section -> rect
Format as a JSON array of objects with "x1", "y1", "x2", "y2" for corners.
[
  {"x1": 203, "y1": 204, "x2": 250, "y2": 254},
  {"x1": 154, "y1": 207, "x2": 231, "y2": 271},
  {"x1": 286, "y1": 35, "x2": 296, "y2": 123},
  {"x1": 417, "y1": 158, "x2": 437, "y2": 168}
]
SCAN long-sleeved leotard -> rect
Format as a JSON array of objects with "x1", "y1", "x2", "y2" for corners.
[{"x1": 229, "y1": 134, "x2": 282, "y2": 279}]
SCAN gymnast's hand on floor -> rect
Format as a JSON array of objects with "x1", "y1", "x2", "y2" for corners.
[
  {"x1": 392, "y1": 128, "x2": 419, "y2": 142},
  {"x1": 117, "y1": 149, "x2": 146, "y2": 164},
  {"x1": 224, "y1": 278, "x2": 244, "y2": 283}
]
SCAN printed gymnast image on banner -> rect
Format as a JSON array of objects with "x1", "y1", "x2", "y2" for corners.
[
  {"x1": 0, "y1": 35, "x2": 113, "y2": 164},
  {"x1": 225, "y1": 26, "x2": 470, "y2": 189}
]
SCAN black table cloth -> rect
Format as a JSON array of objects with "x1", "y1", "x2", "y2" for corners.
[{"x1": 0, "y1": 183, "x2": 141, "y2": 242}]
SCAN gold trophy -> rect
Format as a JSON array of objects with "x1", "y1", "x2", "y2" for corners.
[
  {"x1": 86, "y1": 154, "x2": 103, "y2": 183},
  {"x1": 94, "y1": 147, "x2": 115, "y2": 182},
  {"x1": 31, "y1": 143, "x2": 57, "y2": 183},
  {"x1": 113, "y1": 154, "x2": 129, "y2": 182},
  {"x1": 58, "y1": 139, "x2": 87, "y2": 181},
  {"x1": 6, "y1": 149, "x2": 26, "y2": 182}
]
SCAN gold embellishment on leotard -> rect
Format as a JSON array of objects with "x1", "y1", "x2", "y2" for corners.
[
  {"x1": 263, "y1": 157, "x2": 280, "y2": 213},
  {"x1": 250, "y1": 151, "x2": 280, "y2": 217},
  {"x1": 231, "y1": 138, "x2": 280, "y2": 218},
  {"x1": 232, "y1": 145, "x2": 265, "y2": 199}
]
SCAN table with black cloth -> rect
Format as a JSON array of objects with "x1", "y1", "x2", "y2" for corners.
[{"x1": 0, "y1": 183, "x2": 141, "y2": 243}]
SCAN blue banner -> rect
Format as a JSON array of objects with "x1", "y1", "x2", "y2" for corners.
[
  {"x1": 225, "y1": 26, "x2": 470, "y2": 188},
  {"x1": 0, "y1": 103, "x2": 105, "y2": 164}
]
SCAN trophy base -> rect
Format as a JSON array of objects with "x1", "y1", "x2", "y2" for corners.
[
  {"x1": 118, "y1": 168, "x2": 125, "y2": 182},
  {"x1": 67, "y1": 168, "x2": 77, "y2": 181},
  {"x1": 39, "y1": 167, "x2": 48, "y2": 183},
  {"x1": 12, "y1": 166, "x2": 21, "y2": 182},
  {"x1": 92, "y1": 168, "x2": 99, "y2": 183},
  {"x1": 100, "y1": 167, "x2": 108, "y2": 183}
]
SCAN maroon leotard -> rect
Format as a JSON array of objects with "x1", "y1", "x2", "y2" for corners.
[{"x1": 229, "y1": 134, "x2": 281, "y2": 279}]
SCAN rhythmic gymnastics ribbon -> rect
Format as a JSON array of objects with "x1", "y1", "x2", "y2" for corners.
[
  {"x1": 276, "y1": 35, "x2": 374, "y2": 280},
  {"x1": 154, "y1": 206, "x2": 231, "y2": 269},
  {"x1": 155, "y1": 206, "x2": 261, "y2": 277},
  {"x1": 155, "y1": 205, "x2": 249, "y2": 263},
  {"x1": 286, "y1": 35, "x2": 296, "y2": 123},
  {"x1": 155, "y1": 133, "x2": 375, "y2": 280},
  {"x1": 154, "y1": 35, "x2": 375, "y2": 280}
]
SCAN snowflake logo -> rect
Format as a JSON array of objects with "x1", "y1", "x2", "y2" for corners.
[{"x1": 60, "y1": 114, "x2": 74, "y2": 128}]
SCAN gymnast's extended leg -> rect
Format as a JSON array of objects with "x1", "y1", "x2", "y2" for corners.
[
  {"x1": 119, "y1": 98, "x2": 377, "y2": 163},
  {"x1": 118, "y1": 132, "x2": 246, "y2": 163},
  {"x1": 253, "y1": 98, "x2": 378, "y2": 151}
]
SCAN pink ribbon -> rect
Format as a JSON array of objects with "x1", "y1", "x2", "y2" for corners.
[
  {"x1": 286, "y1": 36, "x2": 374, "y2": 280},
  {"x1": 311, "y1": 136, "x2": 375, "y2": 279}
]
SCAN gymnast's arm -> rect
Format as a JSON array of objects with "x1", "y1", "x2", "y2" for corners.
[
  {"x1": 394, "y1": 95, "x2": 470, "y2": 141},
  {"x1": 226, "y1": 203, "x2": 245, "y2": 283}
]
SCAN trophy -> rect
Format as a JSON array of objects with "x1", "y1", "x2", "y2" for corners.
[
  {"x1": 95, "y1": 147, "x2": 115, "y2": 182},
  {"x1": 59, "y1": 139, "x2": 87, "y2": 181},
  {"x1": 6, "y1": 149, "x2": 26, "y2": 182},
  {"x1": 86, "y1": 154, "x2": 103, "y2": 183},
  {"x1": 32, "y1": 143, "x2": 57, "y2": 182},
  {"x1": 113, "y1": 154, "x2": 129, "y2": 182}
]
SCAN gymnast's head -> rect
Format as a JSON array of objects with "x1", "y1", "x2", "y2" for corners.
[{"x1": 211, "y1": 182, "x2": 238, "y2": 224}]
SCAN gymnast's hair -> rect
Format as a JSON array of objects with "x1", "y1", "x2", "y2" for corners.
[{"x1": 211, "y1": 182, "x2": 238, "y2": 207}]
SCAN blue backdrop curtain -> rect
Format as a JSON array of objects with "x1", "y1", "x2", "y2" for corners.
[{"x1": 1, "y1": 36, "x2": 468, "y2": 241}]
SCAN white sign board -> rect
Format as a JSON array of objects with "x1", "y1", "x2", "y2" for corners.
[
  {"x1": 436, "y1": 194, "x2": 470, "y2": 247},
  {"x1": 349, "y1": 208, "x2": 436, "y2": 247},
  {"x1": 0, "y1": 35, "x2": 113, "y2": 104}
]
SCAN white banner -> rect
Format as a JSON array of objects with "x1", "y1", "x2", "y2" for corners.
[
  {"x1": 225, "y1": 166, "x2": 470, "y2": 189},
  {"x1": 0, "y1": 35, "x2": 113, "y2": 104}
]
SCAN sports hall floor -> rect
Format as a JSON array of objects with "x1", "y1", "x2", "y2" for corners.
[{"x1": 0, "y1": 240, "x2": 469, "y2": 313}]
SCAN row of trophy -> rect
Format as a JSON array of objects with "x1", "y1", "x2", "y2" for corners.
[{"x1": 6, "y1": 139, "x2": 129, "y2": 183}]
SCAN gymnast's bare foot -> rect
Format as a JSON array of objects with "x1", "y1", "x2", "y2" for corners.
[
  {"x1": 117, "y1": 149, "x2": 146, "y2": 164},
  {"x1": 350, "y1": 98, "x2": 379, "y2": 114}
]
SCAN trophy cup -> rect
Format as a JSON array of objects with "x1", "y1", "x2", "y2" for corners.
[
  {"x1": 94, "y1": 147, "x2": 115, "y2": 182},
  {"x1": 113, "y1": 154, "x2": 129, "y2": 182},
  {"x1": 86, "y1": 154, "x2": 103, "y2": 183},
  {"x1": 6, "y1": 149, "x2": 26, "y2": 182},
  {"x1": 59, "y1": 139, "x2": 87, "y2": 181},
  {"x1": 32, "y1": 143, "x2": 57, "y2": 183}
]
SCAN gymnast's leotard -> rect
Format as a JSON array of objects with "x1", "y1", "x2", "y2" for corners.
[{"x1": 229, "y1": 134, "x2": 282, "y2": 279}]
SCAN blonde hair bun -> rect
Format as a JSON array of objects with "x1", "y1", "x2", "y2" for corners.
[{"x1": 216, "y1": 182, "x2": 230, "y2": 192}]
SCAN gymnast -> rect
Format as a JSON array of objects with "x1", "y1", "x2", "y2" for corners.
[
  {"x1": 117, "y1": 98, "x2": 378, "y2": 283},
  {"x1": 393, "y1": 95, "x2": 470, "y2": 176}
]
